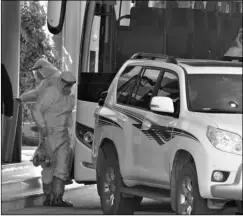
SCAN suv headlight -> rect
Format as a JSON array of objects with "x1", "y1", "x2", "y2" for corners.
[{"x1": 207, "y1": 126, "x2": 242, "y2": 155}]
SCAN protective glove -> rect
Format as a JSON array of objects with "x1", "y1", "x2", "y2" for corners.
[
  {"x1": 40, "y1": 127, "x2": 48, "y2": 138},
  {"x1": 15, "y1": 97, "x2": 22, "y2": 104}
]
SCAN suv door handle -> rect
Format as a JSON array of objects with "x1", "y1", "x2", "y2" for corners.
[
  {"x1": 168, "y1": 121, "x2": 177, "y2": 128},
  {"x1": 118, "y1": 115, "x2": 127, "y2": 123},
  {"x1": 142, "y1": 120, "x2": 151, "y2": 131}
]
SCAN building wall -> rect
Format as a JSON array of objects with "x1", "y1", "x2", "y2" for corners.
[{"x1": 1, "y1": 1, "x2": 20, "y2": 97}]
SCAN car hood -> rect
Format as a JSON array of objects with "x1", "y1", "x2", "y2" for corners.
[{"x1": 193, "y1": 113, "x2": 242, "y2": 137}]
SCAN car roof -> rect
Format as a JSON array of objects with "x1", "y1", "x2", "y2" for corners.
[
  {"x1": 179, "y1": 59, "x2": 242, "y2": 66},
  {"x1": 125, "y1": 58, "x2": 242, "y2": 75},
  {"x1": 178, "y1": 59, "x2": 242, "y2": 74}
]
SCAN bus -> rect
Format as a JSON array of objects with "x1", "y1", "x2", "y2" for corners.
[{"x1": 47, "y1": 0, "x2": 242, "y2": 184}]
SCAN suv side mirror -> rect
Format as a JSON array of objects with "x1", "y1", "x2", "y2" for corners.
[
  {"x1": 98, "y1": 91, "x2": 108, "y2": 107},
  {"x1": 150, "y1": 96, "x2": 174, "y2": 113}
]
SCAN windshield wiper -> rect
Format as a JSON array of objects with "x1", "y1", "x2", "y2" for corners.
[{"x1": 195, "y1": 108, "x2": 241, "y2": 114}]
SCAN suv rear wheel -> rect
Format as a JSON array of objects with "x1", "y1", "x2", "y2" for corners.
[
  {"x1": 98, "y1": 146, "x2": 142, "y2": 214},
  {"x1": 176, "y1": 162, "x2": 218, "y2": 215}
]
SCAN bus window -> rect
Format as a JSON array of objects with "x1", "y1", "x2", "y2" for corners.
[
  {"x1": 115, "y1": 0, "x2": 242, "y2": 64},
  {"x1": 88, "y1": 15, "x2": 101, "y2": 73},
  {"x1": 116, "y1": 1, "x2": 133, "y2": 26},
  {"x1": 79, "y1": 0, "x2": 242, "y2": 88},
  {"x1": 78, "y1": 2, "x2": 117, "y2": 104},
  {"x1": 116, "y1": 1, "x2": 164, "y2": 70}
]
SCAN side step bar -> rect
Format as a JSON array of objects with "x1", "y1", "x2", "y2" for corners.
[{"x1": 121, "y1": 185, "x2": 170, "y2": 202}]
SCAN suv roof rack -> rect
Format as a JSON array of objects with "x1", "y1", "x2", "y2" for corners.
[{"x1": 130, "y1": 52, "x2": 178, "y2": 64}]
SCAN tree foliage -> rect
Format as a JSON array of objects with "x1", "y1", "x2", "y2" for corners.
[{"x1": 20, "y1": 1, "x2": 62, "y2": 122}]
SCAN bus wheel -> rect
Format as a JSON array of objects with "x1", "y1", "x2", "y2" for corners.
[{"x1": 99, "y1": 146, "x2": 140, "y2": 215}]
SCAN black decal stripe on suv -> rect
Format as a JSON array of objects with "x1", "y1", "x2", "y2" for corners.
[
  {"x1": 105, "y1": 105, "x2": 199, "y2": 144},
  {"x1": 121, "y1": 108, "x2": 199, "y2": 143},
  {"x1": 112, "y1": 105, "x2": 144, "y2": 124},
  {"x1": 112, "y1": 107, "x2": 170, "y2": 145},
  {"x1": 142, "y1": 125, "x2": 172, "y2": 146},
  {"x1": 172, "y1": 128, "x2": 199, "y2": 142},
  {"x1": 142, "y1": 125, "x2": 198, "y2": 145},
  {"x1": 150, "y1": 125, "x2": 173, "y2": 142},
  {"x1": 143, "y1": 130, "x2": 165, "y2": 145},
  {"x1": 133, "y1": 123, "x2": 143, "y2": 129},
  {"x1": 98, "y1": 116, "x2": 122, "y2": 129}
]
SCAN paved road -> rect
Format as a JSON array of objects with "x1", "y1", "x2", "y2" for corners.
[
  {"x1": 21, "y1": 146, "x2": 36, "y2": 161},
  {"x1": 5, "y1": 185, "x2": 174, "y2": 215}
]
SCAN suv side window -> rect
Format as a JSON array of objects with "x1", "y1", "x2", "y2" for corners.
[
  {"x1": 117, "y1": 66, "x2": 142, "y2": 105},
  {"x1": 129, "y1": 68, "x2": 161, "y2": 109},
  {"x1": 157, "y1": 71, "x2": 180, "y2": 114}
]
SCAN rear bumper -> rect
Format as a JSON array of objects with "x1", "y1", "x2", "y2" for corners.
[{"x1": 211, "y1": 164, "x2": 242, "y2": 201}]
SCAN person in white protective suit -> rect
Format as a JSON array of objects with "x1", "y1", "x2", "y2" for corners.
[
  {"x1": 224, "y1": 27, "x2": 242, "y2": 58},
  {"x1": 20, "y1": 58, "x2": 61, "y2": 103},
  {"x1": 35, "y1": 71, "x2": 76, "y2": 207},
  {"x1": 19, "y1": 58, "x2": 62, "y2": 170}
]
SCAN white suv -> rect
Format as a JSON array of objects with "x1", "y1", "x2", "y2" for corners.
[{"x1": 92, "y1": 53, "x2": 242, "y2": 215}]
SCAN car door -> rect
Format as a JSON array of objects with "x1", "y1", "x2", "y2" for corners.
[
  {"x1": 113, "y1": 65, "x2": 147, "y2": 180},
  {"x1": 138, "y1": 69, "x2": 181, "y2": 186},
  {"x1": 126, "y1": 67, "x2": 164, "y2": 182}
]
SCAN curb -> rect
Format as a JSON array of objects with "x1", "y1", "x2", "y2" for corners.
[
  {"x1": 2, "y1": 161, "x2": 33, "y2": 173},
  {"x1": 2, "y1": 191, "x2": 45, "y2": 213},
  {"x1": 2, "y1": 177, "x2": 42, "y2": 196},
  {"x1": 1, "y1": 182, "x2": 85, "y2": 213},
  {"x1": 2, "y1": 161, "x2": 83, "y2": 213}
]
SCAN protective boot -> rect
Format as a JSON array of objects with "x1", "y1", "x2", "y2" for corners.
[
  {"x1": 51, "y1": 177, "x2": 73, "y2": 207},
  {"x1": 64, "y1": 179, "x2": 73, "y2": 185},
  {"x1": 43, "y1": 183, "x2": 52, "y2": 206}
]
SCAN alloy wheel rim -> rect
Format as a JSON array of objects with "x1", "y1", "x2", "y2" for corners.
[
  {"x1": 104, "y1": 167, "x2": 116, "y2": 207},
  {"x1": 179, "y1": 176, "x2": 194, "y2": 215}
]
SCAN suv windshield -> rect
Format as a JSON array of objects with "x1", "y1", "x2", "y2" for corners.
[{"x1": 187, "y1": 74, "x2": 242, "y2": 113}]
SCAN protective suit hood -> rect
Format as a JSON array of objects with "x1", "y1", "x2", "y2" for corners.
[
  {"x1": 30, "y1": 58, "x2": 61, "y2": 79},
  {"x1": 59, "y1": 71, "x2": 76, "y2": 85},
  {"x1": 224, "y1": 27, "x2": 242, "y2": 58}
]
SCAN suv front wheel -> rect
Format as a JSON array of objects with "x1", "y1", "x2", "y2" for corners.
[
  {"x1": 176, "y1": 162, "x2": 218, "y2": 215},
  {"x1": 98, "y1": 145, "x2": 142, "y2": 214}
]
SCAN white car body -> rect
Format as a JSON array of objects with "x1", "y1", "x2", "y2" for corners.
[{"x1": 92, "y1": 57, "x2": 242, "y2": 202}]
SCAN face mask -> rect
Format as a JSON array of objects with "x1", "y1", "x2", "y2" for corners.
[
  {"x1": 62, "y1": 85, "x2": 72, "y2": 95},
  {"x1": 34, "y1": 70, "x2": 44, "y2": 81}
]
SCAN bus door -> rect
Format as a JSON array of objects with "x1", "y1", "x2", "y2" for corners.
[
  {"x1": 75, "y1": 1, "x2": 118, "y2": 183},
  {"x1": 47, "y1": 0, "x2": 120, "y2": 183}
]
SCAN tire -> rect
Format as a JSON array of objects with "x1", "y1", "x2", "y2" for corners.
[
  {"x1": 132, "y1": 196, "x2": 143, "y2": 211},
  {"x1": 96, "y1": 148, "x2": 105, "y2": 196},
  {"x1": 98, "y1": 146, "x2": 142, "y2": 214},
  {"x1": 176, "y1": 163, "x2": 218, "y2": 215},
  {"x1": 236, "y1": 201, "x2": 243, "y2": 214},
  {"x1": 32, "y1": 155, "x2": 39, "y2": 167}
]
